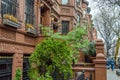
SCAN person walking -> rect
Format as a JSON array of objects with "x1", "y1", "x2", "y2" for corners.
[{"x1": 111, "y1": 58, "x2": 114, "y2": 71}]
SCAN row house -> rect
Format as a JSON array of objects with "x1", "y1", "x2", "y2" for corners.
[{"x1": 0, "y1": 0, "x2": 94, "y2": 80}]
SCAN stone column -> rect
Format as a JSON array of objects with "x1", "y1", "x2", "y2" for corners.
[
  {"x1": 94, "y1": 53, "x2": 107, "y2": 80},
  {"x1": 95, "y1": 39, "x2": 105, "y2": 56},
  {"x1": 18, "y1": 0, "x2": 25, "y2": 31},
  {"x1": 12, "y1": 50, "x2": 23, "y2": 80}
]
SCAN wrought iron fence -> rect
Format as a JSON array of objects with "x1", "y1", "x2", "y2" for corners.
[
  {"x1": 76, "y1": 70, "x2": 93, "y2": 80},
  {"x1": 51, "y1": 71, "x2": 71, "y2": 80}
]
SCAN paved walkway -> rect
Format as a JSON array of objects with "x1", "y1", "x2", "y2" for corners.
[{"x1": 107, "y1": 69, "x2": 120, "y2": 80}]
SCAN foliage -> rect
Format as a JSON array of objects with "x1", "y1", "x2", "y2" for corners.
[
  {"x1": 51, "y1": 24, "x2": 89, "y2": 61},
  {"x1": 39, "y1": 24, "x2": 53, "y2": 36},
  {"x1": 15, "y1": 68, "x2": 22, "y2": 80},
  {"x1": 28, "y1": 38, "x2": 73, "y2": 80},
  {"x1": 93, "y1": 0, "x2": 120, "y2": 6},
  {"x1": 83, "y1": 41, "x2": 96, "y2": 57},
  {"x1": 91, "y1": 0, "x2": 120, "y2": 56}
]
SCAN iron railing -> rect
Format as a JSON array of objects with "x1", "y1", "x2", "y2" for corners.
[{"x1": 76, "y1": 70, "x2": 93, "y2": 80}]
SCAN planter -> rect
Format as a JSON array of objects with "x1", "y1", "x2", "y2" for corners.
[
  {"x1": 90, "y1": 57, "x2": 96, "y2": 62},
  {"x1": 27, "y1": 28, "x2": 37, "y2": 35},
  {"x1": 3, "y1": 19, "x2": 21, "y2": 28}
]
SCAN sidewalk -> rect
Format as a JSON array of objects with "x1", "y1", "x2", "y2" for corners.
[{"x1": 107, "y1": 69, "x2": 120, "y2": 80}]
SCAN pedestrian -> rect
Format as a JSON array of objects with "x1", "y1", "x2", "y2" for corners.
[{"x1": 111, "y1": 58, "x2": 114, "y2": 71}]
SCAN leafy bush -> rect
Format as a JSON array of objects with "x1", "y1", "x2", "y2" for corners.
[
  {"x1": 15, "y1": 68, "x2": 22, "y2": 80},
  {"x1": 84, "y1": 41, "x2": 96, "y2": 57},
  {"x1": 28, "y1": 38, "x2": 73, "y2": 80},
  {"x1": 38, "y1": 24, "x2": 53, "y2": 36},
  {"x1": 51, "y1": 24, "x2": 89, "y2": 62}
]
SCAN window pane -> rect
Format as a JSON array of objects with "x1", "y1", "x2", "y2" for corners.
[
  {"x1": 25, "y1": 0, "x2": 34, "y2": 25},
  {"x1": 77, "y1": 15, "x2": 80, "y2": 22},
  {"x1": 1, "y1": 0, "x2": 18, "y2": 17},
  {"x1": 76, "y1": 0, "x2": 80, "y2": 5},
  {"x1": 62, "y1": 0, "x2": 68, "y2": 5}
]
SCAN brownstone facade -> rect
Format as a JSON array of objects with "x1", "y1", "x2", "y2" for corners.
[{"x1": 0, "y1": 0, "x2": 96, "y2": 80}]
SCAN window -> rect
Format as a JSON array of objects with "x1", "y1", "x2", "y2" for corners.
[
  {"x1": 0, "y1": 54, "x2": 13, "y2": 80},
  {"x1": 77, "y1": 15, "x2": 81, "y2": 22},
  {"x1": 1, "y1": 0, "x2": 18, "y2": 18},
  {"x1": 62, "y1": 0, "x2": 68, "y2": 5},
  {"x1": 76, "y1": 0, "x2": 81, "y2": 5},
  {"x1": 23, "y1": 55, "x2": 30, "y2": 80},
  {"x1": 62, "y1": 21, "x2": 69, "y2": 34},
  {"x1": 25, "y1": 0, "x2": 35, "y2": 25}
]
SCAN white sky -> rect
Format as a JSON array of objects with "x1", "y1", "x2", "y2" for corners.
[{"x1": 87, "y1": 0, "x2": 103, "y2": 39}]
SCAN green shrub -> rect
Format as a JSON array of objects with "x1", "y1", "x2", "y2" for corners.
[
  {"x1": 28, "y1": 38, "x2": 73, "y2": 80},
  {"x1": 51, "y1": 24, "x2": 89, "y2": 62},
  {"x1": 15, "y1": 68, "x2": 22, "y2": 80}
]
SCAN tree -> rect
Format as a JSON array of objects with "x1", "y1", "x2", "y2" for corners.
[
  {"x1": 91, "y1": 0, "x2": 120, "y2": 57},
  {"x1": 93, "y1": 0, "x2": 120, "y2": 6},
  {"x1": 51, "y1": 24, "x2": 89, "y2": 61}
]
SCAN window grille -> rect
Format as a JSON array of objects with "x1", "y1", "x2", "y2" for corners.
[{"x1": 0, "y1": 54, "x2": 13, "y2": 80}]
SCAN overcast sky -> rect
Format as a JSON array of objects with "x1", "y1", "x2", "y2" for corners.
[{"x1": 87, "y1": 0, "x2": 103, "y2": 39}]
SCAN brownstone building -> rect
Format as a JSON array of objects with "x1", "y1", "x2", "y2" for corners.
[{"x1": 0, "y1": 0, "x2": 94, "y2": 80}]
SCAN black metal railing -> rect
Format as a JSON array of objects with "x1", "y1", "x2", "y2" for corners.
[{"x1": 76, "y1": 70, "x2": 93, "y2": 80}]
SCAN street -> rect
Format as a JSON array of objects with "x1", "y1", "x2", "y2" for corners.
[{"x1": 107, "y1": 69, "x2": 120, "y2": 80}]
